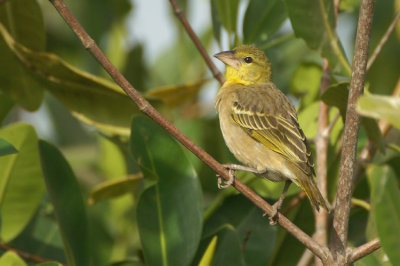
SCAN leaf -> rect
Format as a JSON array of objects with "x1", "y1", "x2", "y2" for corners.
[
  {"x1": 199, "y1": 195, "x2": 276, "y2": 266},
  {"x1": 290, "y1": 62, "x2": 322, "y2": 107},
  {"x1": 368, "y1": 165, "x2": 400, "y2": 265},
  {"x1": 88, "y1": 173, "x2": 143, "y2": 205},
  {"x1": 145, "y1": 79, "x2": 208, "y2": 108},
  {"x1": 212, "y1": 0, "x2": 240, "y2": 35},
  {"x1": 0, "y1": 23, "x2": 141, "y2": 136},
  {"x1": 130, "y1": 117, "x2": 203, "y2": 266},
  {"x1": 36, "y1": 263, "x2": 64, "y2": 266},
  {"x1": 0, "y1": 251, "x2": 26, "y2": 266},
  {"x1": 243, "y1": 0, "x2": 287, "y2": 45},
  {"x1": 198, "y1": 236, "x2": 218, "y2": 266},
  {"x1": 357, "y1": 94, "x2": 400, "y2": 130},
  {"x1": 0, "y1": 123, "x2": 44, "y2": 242},
  {"x1": 0, "y1": 0, "x2": 45, "y2": 110},
  {"x1": 0, "y1": 138, "x2": 18, "y2": 156},
  {"x1": 321, "y1": 82, "x2": 349, "y2": 118},
  {"x1": 284, "y1": 0, "x2": 351, "y2": 75},
  {"x1": 39, "y1": 140, "x2": 91, "y2": 266},
  {"x1": 0, "y1": 92, "x2": 14, "y2": 123}
]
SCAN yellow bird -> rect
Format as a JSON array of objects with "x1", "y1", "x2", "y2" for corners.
[{"x1": 214, "y1": 45, "x2": 330, "y2": 223}]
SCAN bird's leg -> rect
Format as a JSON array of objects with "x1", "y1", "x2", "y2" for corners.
[
  {"x1": 268, "y1": 180, "x2": 291, "y2": 225},
  {"x1": 217, "y1": 164, "x2": 264, "y2": 189}
]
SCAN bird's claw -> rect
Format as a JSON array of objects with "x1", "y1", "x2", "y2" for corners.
[{"x1": 217, "y1": 168, "x2": 235, "y2": 189}]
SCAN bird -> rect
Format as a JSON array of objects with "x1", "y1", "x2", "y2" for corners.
[{"x1": 214, "y1": 45, "x2": 330, "y2": 224}]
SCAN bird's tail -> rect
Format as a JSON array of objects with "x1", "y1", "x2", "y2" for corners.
[{"x1": 297, "y1": 175, "x2": 331, "y2": 213}]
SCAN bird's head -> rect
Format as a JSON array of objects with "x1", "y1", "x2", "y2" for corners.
[{"x1": 214, "y1": 45, "x2": 272, "y2": 85}]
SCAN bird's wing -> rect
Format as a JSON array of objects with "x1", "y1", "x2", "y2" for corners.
[{"x1": 231, "y1": 84, "x2": 315, "y2": 176}]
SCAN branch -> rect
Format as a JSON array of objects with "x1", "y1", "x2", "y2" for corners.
[
  {"x1": 348, "y1": 238, "x2": 381, "y2": 263},
  {"x1": 48, "y1": 0, "x2": 330, "y2": 261},
  {"x1": 0, "y1": 243, "x2": 65, "y2": 265},
  {"x1": 314, "y1": 59, "x2": 331, "y2": 266},
  {"x1": 168, "y1": 0, "x2": 225, "y2": 85},
  {"x1": 330, "y1": 0, "x2": 375, "y2": 262},
  {"x1": 367, "y1": 11, "x2": 400, "y2": 71}
]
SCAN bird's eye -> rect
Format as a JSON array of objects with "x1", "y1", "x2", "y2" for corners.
[{"x1": 244, "y1": 57, "x2": 253, "y2": 63}]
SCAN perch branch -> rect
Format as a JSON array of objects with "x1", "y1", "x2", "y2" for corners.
[
  {"x1": 48, "y1": 0, "x2": 330, "y2": 261},
  {"x1": 348, "y1": 238, "x2": 381, "y2": 263},
  {"x1": 330, "y1": 0, "x2": 375, "y2": 263},
  {"x1": 0, "y1": 243, "x2": 65, "y2": 265}
]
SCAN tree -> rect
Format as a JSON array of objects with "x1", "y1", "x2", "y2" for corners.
[{"x1": 0, "y1": 0, "x2": 399, "y2": 265}]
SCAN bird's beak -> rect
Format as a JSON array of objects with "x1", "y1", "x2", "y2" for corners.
[{"x1": 214, "y1": 50, "x2": 240, "y2": 70}]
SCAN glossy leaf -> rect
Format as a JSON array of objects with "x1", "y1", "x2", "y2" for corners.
[
  {"x1": 0, "y1": 138, "x2": 18, "y2": 156},
  {"x1": 357, "y1": 94, "x2": 400, "y2": 130},
  {"x1": 243, "y1": 0, "x2": 287, "y2": 45},
  {"x1": 130, "y1": 117, "x2": 203, "y2": 266},
  {"x1": 39, "y1": 140, "x2": 91, "y2": 266},
  {"x1": 88, "y1": 174, "x2": 143, "y2": 205},
  {"x1": 0, "y1": 123, "x2": 44, "y2": 242},
  {"x1": 0, "y1": 251, "x2": 26, "y2": 266},
  {"x1": 199, "y1": 236, "x2": 218, "y2": 266},
  {"x1": 368, "y1": 165, "x2": 400, "y2": 265},
  {"x1": 284, "y1": 0, "x2": 351, "y2": 75},
  {"x1": 0, "y1": 23, "x2": 140, "y2": 136},
  {"x1": 0, "y1": 0, "x2": 45, "y2": 110}
]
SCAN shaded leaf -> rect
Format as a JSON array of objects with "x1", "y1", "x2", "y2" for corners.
[
  {"x1": 130, "y1": 117, "x2": 203, "y2": 266},
  {"x1": 321, "y1": 82, "x2": 349, "y2": 119},
  {"x1": 0, "y1": 138, "x2": 18, "y2": 156},
  {"x1": 0, "y1": 0, "x2": 45, "y2": 110},
  {"x1": 39, "y1": 140, "x2": 91, "y2": 266},
  {"x1": 357, "y1": 94, "x2": 400, "y2": 130},
  {"x1": 290, "y1": 62, "x2": 322, "y2": 107},
  {"x1": 284, "y1": 0, "x2": 351, "y2": 75},
  {"x1": 0, "y1": 92, "x2": 14, "y2": 123},
  {"x1": 368, "y1": 165, "x2": 400, "y2": 265},
  {"x1": 0, "y1": 251, "x2": 26, "y2": 266},
  {"x1": 243, "y1": 0, "x2": 287, "y2": 45},
  {"x1": 0, "y1": 123, "x2": 44, "y2": 242},
  {"x1": 88, "y1": 173, "x2": 143, "y2": 205},
  {"x1": 145, "y1": 79, "x2": 209, "y2": 108},
  {"x1": 0, "y1": 23, "x2": 142, "y2": 136},
  {"x1": 212, "y1": 0, "x2": 240, "y2": 35}
]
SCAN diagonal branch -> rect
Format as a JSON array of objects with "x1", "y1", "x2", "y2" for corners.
[
  {"x1": 48, "y1": 0, "x2": 330, "y2": 262},
  {"x1": 330, "y1": 0, "x2": 375, "y2": 262},
  {"x1": 348, "y1": 238, "x2": 381, "y2": 263},
  {"x1": 168, "y1": 0, "x2": 225, "y2": 85}
]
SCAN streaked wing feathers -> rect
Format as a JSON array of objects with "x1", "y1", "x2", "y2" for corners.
[{"x1": 231, "y1": 85, "x2": 315, "y2": 176}]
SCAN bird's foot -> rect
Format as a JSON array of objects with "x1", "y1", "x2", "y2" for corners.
[
  {"x1": 269, "y1": 202, "x2": 280, "y2": 225},
  {"x1": 217, "y1": 165, "x2": 236, "y2": 189}
]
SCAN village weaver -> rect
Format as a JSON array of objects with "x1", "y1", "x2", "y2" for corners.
[{"x1": 214, "y1": 45, "x2": 330, "y2": 224}]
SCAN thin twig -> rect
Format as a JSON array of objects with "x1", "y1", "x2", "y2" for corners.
[
  {"x1": 0, "y1": 243, "x2": 65, "y2": 265},
  {"x1": 330, "y1": 0, "x2": 375, "y2": 263},
  {"x1": 314, "y1": 59, "x2": 331, "y2": 266},
  {"x1": 297, "y1": 248, "x2": 314, "y2": 266},
  {"x1": 48, "y1": 0, "x2": 330, "y2": 261},
  {"x1": 367, "y1": 11, "x2": 400, "y2": 71},
  {"x1": 348, "y1": 238, "x2": 381, "y2": 263},
  {"x1": 168, "y1": 0, "x2": 225, "y2": 85}
]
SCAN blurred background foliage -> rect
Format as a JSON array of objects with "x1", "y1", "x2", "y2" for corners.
[{"x1": 0, "y1": 0, "x2": 399, "y2": 265}]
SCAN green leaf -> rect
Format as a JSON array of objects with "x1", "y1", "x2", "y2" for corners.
[
  {"x1": 0, "y1": 251, "x2": 26, "y2": 266},
  {"x1": 321, "y1": 82, "x2": 349, "y2": 118},
  {"x1": 284, "y1": 0, "x2": 351, "y2": 75},
  {"x1": 39, "y1": 140, "x2": 91, "y2": 266},
  {"x1": 357, "y1": 94, "x2": 400, "y2": 130},
  {"x1": 36, "y1": 263, "x2": 64, "y2": 266},
  {"x1": 243, "y1": 0, "x2": 287, "y2": 45},
  {"x1": 0, "y1": 123, "x2": 44, "y2": 242},
  {"x1": 0, "y1": 0, "x2": 45, "y2": 110},
  {"x1": 0, "y1": 138, "x2": 18, "y2": 156},
  {"x1": 212, "y1": 0, "x2": 240, "y2": 36},
  {"x1": 368, "y1": 165, "x2": 400, "y2": 265},
  {"x1": 0, "y1": 23, "x2": 142, "y2": 136},
  {"x1": 88, "y1": 173, "x2": 143, "y2": 205},
  {"x1": 290, "y1": 62, "x2": 322, "y2": 107},
  {"x1": 130, "y1": 117, "x2": 203, "y2": 266},
  {"x1": 199, "y1": 236, "x2": 218, "y2": 266},
  {"x1": 0, "y1": 92, "x2": 14, "y2": 123},
  {"x1": 199, "y1": 195, "x2": 276, "y2": 266}
]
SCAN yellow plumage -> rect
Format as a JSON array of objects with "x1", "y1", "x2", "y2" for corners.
[{"x1": 214, "y1": 45, "x2": 330, "y2": 220}]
